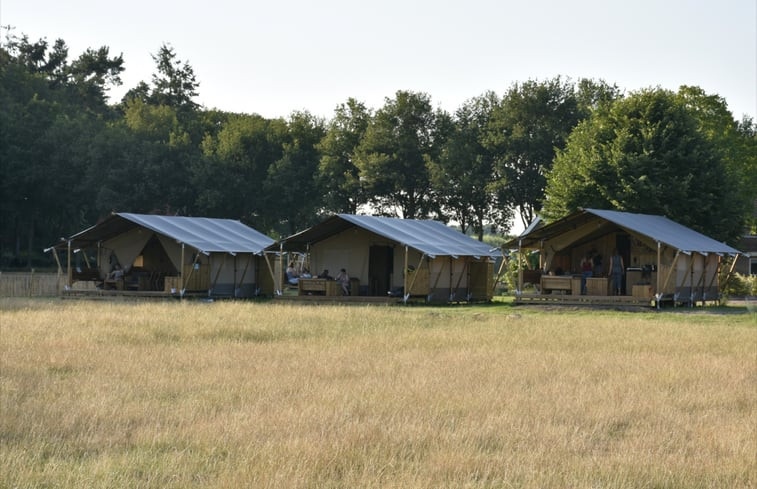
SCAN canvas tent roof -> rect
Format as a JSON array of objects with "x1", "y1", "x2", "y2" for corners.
[
  {"x1": 514, "y1": 209, "x2": 740, "y2": 255},
  {"x1": 51, "y1": 213, "x2": 274, "y2": 255},
  {"x1": 273, "y1": 214, "x2": 501, "y2": 258}
]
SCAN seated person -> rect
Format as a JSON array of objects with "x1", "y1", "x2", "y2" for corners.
[
  {"x1": 300, "y1": 267, "x2": 312, "y2": 278},
  {"x1": 107, "y1": 264, "x2": 124, "y2": 281},
  {"x1": 285, "y1": 263, "x2": 299, "y2": 285},
  {"x1": 317, "y1": 269, "x2": 333, "y2": 280},
  {"x1": 335, "y1": 268, "x2": 350, "y2": 295}
]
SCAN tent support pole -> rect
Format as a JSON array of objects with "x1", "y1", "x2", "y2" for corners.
[
  {"x1": 182, "y1": 251, "x2": 202, "y2": 297},
  {"x1": 659, "y1": 250, "x2": 681, "y2": 299},
  {"x1": 517, "y1": 239, "x2": 523, "y2": 299},
  {"x1": 66, "y1": 240, "x2": 72, "y2": 289},
  {"x1": 448, "y1": 256, "x2": 453, "y2": 302},
  {"x1": 720, "y1": 254, "x2": 739, "y2": 301},
  {"x1": 50, "y1": 247, "x2": 63, "y2": 294},
  {"x1": 686, "y1": 253, "x2": 696, "y2": 307},
  {"x1": 179, "y1": 243, "x2": 185, "y2": 297},
  {"x1": 403, "y1": 246, "x2": 409, "y2": 303},
  {"x1": 694, "y1": 253, "x2": 707, "y2": 306},
  {"x1": 263, "y1": 252, "x2": 278, "y2": 295},
  {"x1": 492, "y1": 253, "x2": 507, "y2": 296},
  {"x1": 280, "y1": 242, "x2": 285, "y2": 295},
  {"x1": 655, "y1": 241, "x2": 661, "y2": 309},
  {"x1": 404, "y1": 252, "x2": 426, "y2": 303},
  {"x1": 81, "y1": 251, "x2": 91, "y2": 269}
]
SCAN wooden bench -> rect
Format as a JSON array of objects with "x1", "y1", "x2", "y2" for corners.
[
  {"x1": 540, "y1": 275, "x2": 573, "y2": 294},
  {"x1": 298, "y1": 278, "x2": 341, "y2": 296}
]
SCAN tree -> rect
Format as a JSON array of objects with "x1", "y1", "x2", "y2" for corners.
[
  {"x1": 543, "y1": 88, "x2": 743, "y2": 243},
  {"x1": 263, "y1": 112, "x2": 326, "y2": 234},
  {"x1": 677, "y1": 86, "x2": 756, "y2": 231},
  {"x1": 428, "y1": 92, "x2": 506, "y2": 239},
  {"x1": 148, "y1": 43, "x2": 199, "y2": 111},
  {"x1": 355, "y1": 90, "x2": 446, "y2": 219},
  {"x1": 0, "y1": 32, "x2": 122, "y2": 266},
  {"x1": 317, "y1": 98, "x2": 371, "y2": 214},
  {"x1": 485, "y1": 77, "x2": 583, "y2": 229},
  {"x1": 195, "y1": 113, "x2": 287, "y2": 225}
]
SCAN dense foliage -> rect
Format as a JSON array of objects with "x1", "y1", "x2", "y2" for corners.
[
  {"x1": 543, "y1": 88, "x2": 753, "y2": 243},
  {"x1": 1, "y1": 32, "x2": 753, "y2": 268}
]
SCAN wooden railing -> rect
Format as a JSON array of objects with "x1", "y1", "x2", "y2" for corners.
[{"x1": 0, "y1": 272, "x2": 96, "y2": 297}]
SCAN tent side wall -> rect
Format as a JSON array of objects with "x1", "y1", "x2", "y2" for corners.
[
  {"x1": 670, "y1": 252, "x2": 719, "y2": 301},
  {"x1": 307, "y1": 228, "x2": 495, "y2": 300},
  {"x1": 309, "y1": 228, "x2": 399, "y2": 293},
  {"x1": 208, "y1": 253, "x2": 260, "y2": 297}
]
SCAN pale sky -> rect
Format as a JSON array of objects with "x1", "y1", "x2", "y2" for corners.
[{"x1": 2, "y1": 0, "x2": 755, "y2": 121}]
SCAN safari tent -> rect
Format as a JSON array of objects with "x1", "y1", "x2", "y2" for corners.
[
  {"x1": 47, "y1": 213, "x2": 274, "y2": 297},
  {"x1": 268, "y1": 214, "x2": 502, "y2": 302},
  {"x1": 512, "y1": 208, "x2": 742, "y2": 306}
]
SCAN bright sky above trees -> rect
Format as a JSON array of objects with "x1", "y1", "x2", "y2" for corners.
[{"x1": 2, "y1": 0, "x2": 755, "y2": 121}]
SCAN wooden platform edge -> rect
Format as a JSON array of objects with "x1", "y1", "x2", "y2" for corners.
[
  {"x1": 274, "y1": 295, "x2": 402, "y2": 305},
  {"x1": 515, "y1": 294, "x2": 654, "y2": 307}
]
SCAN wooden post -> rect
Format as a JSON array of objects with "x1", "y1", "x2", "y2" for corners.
[
  {"x1": 179, "y1": 243, "x2": 185, "y2": 297},
  {"x1": 66, "y1": 240, "x2": 73, "y2": 289},
  {"x1": 492, "y1": 251, "x2": 507, "y2": 295},
  {"x1": 720, "y1": 254, "x2": 740, "y2": 298},
  {"x1": 279, "y1": 242, "x2": 285, "y2": 295},
  {"x1": 50, "y1": 248, "x2": 63, "y2": 295},
  {"x1": 655, "y1": 241, "x2": 661, "y2": 308},
  {"x1": 517, "y1": 239, "x2": 523, "y2": 298},
  {"x1": 660, "y1": 250, "x2": 681, "y2": 296},
  {"x1": 182, "y1": 252, "x2": 202, "y2": 294},
  {"x1": 448, "y1": 256, "x2": 454, "y2": 301},
  {"x1": 539, "y1": 240, "x2": 544, "y2": 272},
  {"x1": 81, "y1": 251, "x2": 91, "y2": 269},
  {"x1": 405, "y1": 253, "x2": 426, "y2": 300},
  {"x1": 263, "y1": 252, "x2": 278, "y2": 295}
]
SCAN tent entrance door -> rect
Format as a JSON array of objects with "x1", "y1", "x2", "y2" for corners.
[
  {"x1": 616, "y1": 233, "x2": 631, "y2": 295},
  {"x1": 369, "y1": 246, "x2": 393, "y2": 296}
]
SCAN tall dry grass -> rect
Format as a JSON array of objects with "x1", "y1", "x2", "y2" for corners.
[{"x1": 1, "y1": 298, "x2": 755, "y2": 488}]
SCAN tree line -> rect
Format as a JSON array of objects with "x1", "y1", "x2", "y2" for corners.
[{"x1": 1, "y1": 32, "x2": 754, "y2": 268}]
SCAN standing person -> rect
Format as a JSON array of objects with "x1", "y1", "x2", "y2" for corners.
[
  {"x1": 335, "y1": 268, "x2": 350, "y2": 295},
  {"x1": 580, "y1": 252, "x2": 594, "y2": 295},
  {"x1": 609, "y1": 248, "x2": 625, "y2": 295}
]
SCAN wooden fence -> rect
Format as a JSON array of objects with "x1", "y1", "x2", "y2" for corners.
[{"x1": 0, "y1": 272, "x2": 96, "y2": 297}]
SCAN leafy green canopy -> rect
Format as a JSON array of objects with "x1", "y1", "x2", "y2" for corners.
[{"x1": 543, "y1": 88, "x2": 748, "y2": 244}]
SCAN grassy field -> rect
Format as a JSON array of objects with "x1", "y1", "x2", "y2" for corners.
[{"x1": 1, "y1": 298, "x2": 755, "y2": 488}]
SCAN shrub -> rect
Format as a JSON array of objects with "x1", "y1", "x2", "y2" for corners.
[{"x1": 721, "y1": 272, "x2": 757, "y2": 297}]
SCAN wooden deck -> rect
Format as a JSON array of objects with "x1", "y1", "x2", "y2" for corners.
[
  {"x1": 61, "y1": 288, "x2": 202, "y2": 300},
  {"x1": 275, "y1": 294, "x2": 401, "y2": 305},
  {"x1": 516, "y1": 293, "x2": 654, "y2": 307}
]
